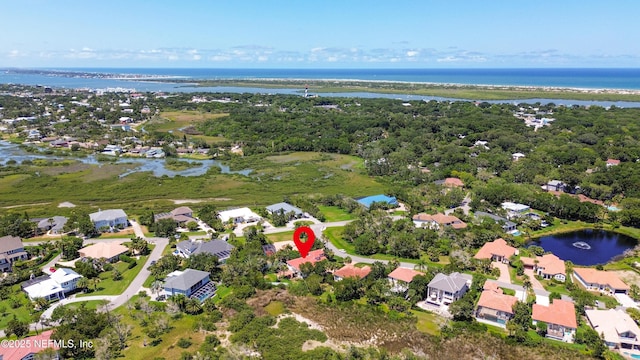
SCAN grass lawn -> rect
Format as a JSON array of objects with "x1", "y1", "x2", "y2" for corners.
[
  {"x1": 213, "y1": 285, "x2": 231, "y2": 304},
  {"x1": 411, "y1": 309, "x2": 442, "y2": 336},
  {"x1": 57, "y1": 299, "x2": 107, "y2": 311},
  {"x1": 78, "y1": 255, "x2": 149, "y2": 297},
  {"x1": 0, "y1": 288, "x2": 35, "y2": 331},
  {"x1": 264, "y1": 301, "x2": 285, "y2": 316},
  {"x1": 266, "y1": 230, "x2": 294, "y2": 243},
  {"x1": 543, "y1": 282, "x2": 571, "y2": 296},
  {"x1": 318, "y1": 205, "x2": 355, "y2": 222}
]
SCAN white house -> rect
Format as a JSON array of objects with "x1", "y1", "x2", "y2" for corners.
[
  {"x1": 89, "y1": 209, "x2": 128, "y2": 230},
  {"x1": 218, "y1": 207, "x2": 262, "y2": 224},
  {"x1": 426, "y1": 272, "x2": 472, "y2": 306},
  {"x1": 23, "y1": 268, "x2": 82, "y2": 301}
]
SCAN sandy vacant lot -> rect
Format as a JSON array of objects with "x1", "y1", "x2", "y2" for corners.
[{"x1": 614, "y1": 270, "x2": 640, "y2": 287}]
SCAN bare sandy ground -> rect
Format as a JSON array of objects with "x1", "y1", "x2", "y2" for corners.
[{"x1": 615, "y1": 270, "x2": 640, "y2": 288}]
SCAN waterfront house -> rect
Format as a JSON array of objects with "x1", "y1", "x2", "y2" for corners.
[
  {"x1": 426, "y1": 272, "x2": 472, "y2": 306},
  {"x1": 474, "y1": 211, "x2": 517, "y2": 232},
  {"x1": 473, "y1": 238, "x2": 518, "y2": 263},
  {"x1": 536, "y1": 253, "x2": 566, "y2": 282},
  {"x1": 475, "y1": 281, "x2": 518, "y2": 328},
  {"x1": 532, "y1": 299, "x2": 577, "y2": 342},
  {"x1": 573, "y1": 268, "x2": 629, "y2": 295},
  {"x1": 0, "y1": 235, "x2": 28, "y2": 272},
  {"x1": 585, "y1": 309, "x2": 640, "y2": 350},
  {"x1": 501, "y1": 202, "x2": 530, "y2": 218}
]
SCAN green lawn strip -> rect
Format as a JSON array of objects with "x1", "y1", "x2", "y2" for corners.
[
  {"x1": 265, "y1": 231, "x2": 294, "y2": 243},
  {"x1": 542, "y1": 282, "x2": 571, "y2": 296},
  {"x1": 318, "y1": 205, "x2": 355, "y2": 222},
  {"x1": 78, "y1": 255, "x2": 149, "y2": 297}
]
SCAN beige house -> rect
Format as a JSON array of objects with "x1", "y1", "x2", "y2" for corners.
[{"x1": 79, "y1": 242, "x2": 129, "y2": 262}]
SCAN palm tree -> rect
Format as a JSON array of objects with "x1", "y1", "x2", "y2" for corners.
[
  {"x1": 185, "y1": 298, "x2": 202, "y2": 315},
  {"x1": 169, "y1": 294, "x2": 187, "y2": 312},
  {"x1": 33, "y1": 297, "x2": 49, "y2": 311},
  {"x1": 77, "y1": 277, "x2": 90, "y2": 293},
  {"x1": 151, "y1": 280, "x2": 164, "y2": 298},
  {"x1": 92, "y1": 277, "x2": 102, "y2": 291},
  {"x1": 414, "y1": 258, "x2": 428, "y2": 272}
]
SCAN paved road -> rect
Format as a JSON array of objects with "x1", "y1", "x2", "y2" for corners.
[{"x1": 310, "y1": 223, "x2": 419, "y2": 269}]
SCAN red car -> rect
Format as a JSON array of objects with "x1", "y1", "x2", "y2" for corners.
[{"x1": 49, "y1": 267, "x2": 56, "y2": 272}]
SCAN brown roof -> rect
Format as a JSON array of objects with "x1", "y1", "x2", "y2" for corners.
[
  {"x1": 444, "y1": 177, "x2": 464, "y2": 187},
  {"x1": 0, "y1": 235, "x2": 24, "y2": 254},
  {"x1": 483, "y1": 281, "x2": 502, "y2": 293},
  {"x1": 474, "y1": 238, "x2": 517, "y2": 260},
  {"x1": 286, "y1": 249, "x2": 326, "y2": 271},
  {"x1": 574, "y1": 268, "x2": 630, "y2": 290},
  {"x1": 334, "y1": 264, "x2": 371, "y2": 279},
  {"x1": 171, "y1": 206, "x2": 193, "y2": 216},
  {"x1": 536, "y1": 253, "x2": 565, "y2": 276},
  {"x1": 412, "y1": 213, "x2": 467, "y2": 229},
  {"x1": 388, "y1": 267, "x2": 422, "y2": 283},
  {"x1": 520, "y1": 256, "x2": 537, "y2": 267},
  {"x1": 533, "y1": 299, "x2": 577, "y2": 329},
  {"x1": 477, "y1": 285, "x2": 518, "y2": 314},
  {"x1": 79, "y1": 242, "x2": 129, "y2": 259}
]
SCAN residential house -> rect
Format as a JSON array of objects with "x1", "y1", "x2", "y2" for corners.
[
  {"x1": 0, "y1": 329, "x2": 60, "y2": 360},
  {"x1": 475, "y1": 281, "x2": 518, "y2": 328},
  {"x1": 388, "y1": 267, "x2": 422, "y2": 293},
  {"x1": 536, "y1": 253, "x2": 566, "y2": 282},
  {"x1": 175, "y1": 239, "x2": 235, "y2": 263},
  {"x1": 426, "y1": 272, "x2": 473, "y2": 306},
  {"x1": 286, "y1": 249, "x2": 326, "y2": 277},
  {"x1": 607, "y1": 159, "x2": 621, "y2": 167},
  {"x1": 585, "y1": 309, "x2": 640, "y2": 350},
  {"x1": 163, "y1": 269, "x2": 215, "y2": 301},
  {"x1": 544, "y1": 180, "x2": 566, "y2": 192},
  {"x1": 22, "y1": 268, "x2": 82, "y2": 301},
  {"x1": 475, "y1": 211, "x2": 517, "y2": 232},
  {"x1": 356, "y1": 194, "x2": 398, "y2": 209},
  {"x1": 412, "y1": 213, "x2": 467, "y2": 230},
  {"x1": 333, "y1": 264, "x2": 371, "y2": 281},
  {"x1": 89, "y1": 209, "x2": 128, "y2": 230},
  {"x1": 573, "y1": 268, "x2": 630, "y2": 295},
  {"x1": 266, "y1": 202, "x2": 304, "y2": 217},
  {"x1": 434, "y1": 177, "x2": 464, "y2": 188},
  {"x1": 532, "y1": 299, "x2": 577, "y2": 342},
  {"x1": 512, "y1": 152, "x2": 526, "y2": 161},
  {"x1": 36, "y1": 216, "x2": 68, "y2": 235},
  {"x1": 474, "y1": 238, "x2": 518, "y2": 263},
  {"x1": 218, "y1": 207, "x2": 262, "y2": 224},
  {"x1": 155, "y1": 206, "x2": 195, "y2": 225},
  {"x1": 0, "y1": 235, "x2": 28, "y2": 272},
  {"x1": 501, "y1": 202, "x2": 530, "y2": 218},
  {"x1": 79, "y1": 242, "x2": 129, "y2": 263}
]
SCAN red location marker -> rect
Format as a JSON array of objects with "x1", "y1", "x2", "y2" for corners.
[{"x1": 293, "y1": 226, "x2": 316, "y2": 258}]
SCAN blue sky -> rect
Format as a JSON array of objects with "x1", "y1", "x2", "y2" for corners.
[{"x1": 1, "y1": 0, "x2": 638, "y2": 68}]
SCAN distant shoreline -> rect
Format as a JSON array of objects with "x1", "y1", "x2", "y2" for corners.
[{"x1": 4, "y1": 67, "x2": 640, "y2": 101}]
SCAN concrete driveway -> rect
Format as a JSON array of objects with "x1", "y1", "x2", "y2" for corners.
[
  {"x1": 492, "y1": 261, "x2": 511, "y2": 283},
  {"x1": 524, "y1": 268, "x2": 545, "y2": 290}
]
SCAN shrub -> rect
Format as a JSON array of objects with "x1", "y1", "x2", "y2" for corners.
[
  {"x1": 177, "y1": 338, "x2": 192, "y2": 348},
  {"x1": 128, "y1": 261, "x2": 137, "y2": 269}
]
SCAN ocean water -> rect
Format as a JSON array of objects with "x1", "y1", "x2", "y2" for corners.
[
  {"x1": 4, "y1": 68, "x2": 640, "y2": 89},
  {"x1": 2, "y1": 68, "x2": 640, "y2": 107}
]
